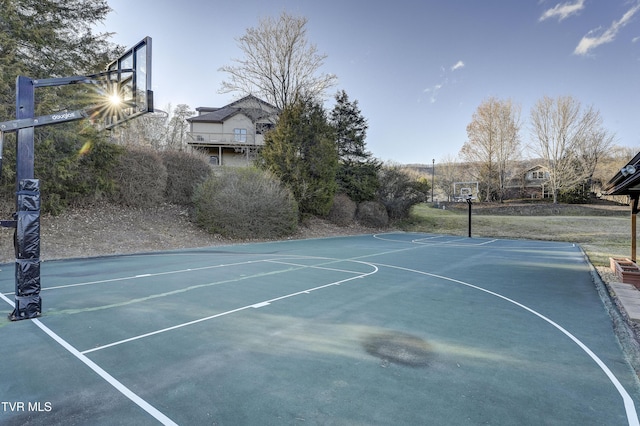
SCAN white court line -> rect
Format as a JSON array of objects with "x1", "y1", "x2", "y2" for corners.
[
  {"x1": 373, "y1": 233, "x2": 490, "y2": 246},
  {"x1": 264, "y1": 259, "x2": 367, "y2": 275},
  {"x1": 373, "y1": 262, "x2": 640, "y2": 426},
  {"x1": 41, "y1": 259, "x2": 266, "y2": 292},
  {"x1": 81, "y1": 260, "x2": 378, "y2": 354},
  {"x1": 372, "y1": 233, "x2": 577, "y2": 250},
  {"x1": 411, "y1": 235, "x2": 447, "y2": 242},
  {"x1": 37, "y1": 255, "x2": 365, "y2": 294},
  {"x1": 0, "y1": 292, "x2": 178, "y2": 426}
]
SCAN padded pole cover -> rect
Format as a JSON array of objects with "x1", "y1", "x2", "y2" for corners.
[{"x1": 10, "y1": 179, "x2": 41, "y2": 320}]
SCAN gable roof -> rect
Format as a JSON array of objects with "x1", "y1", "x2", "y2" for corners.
[
  {"x1": 188, "y1": 106, "x2": 240, "y2": 123},
  {"x1": 188, "y1": 95, "x2": 279, "y2": 124},
  {"x1": 228, "y1": 94, "x2": 278, "y2": 111},
  {"x1": 525, "y1": 164, "x2": 548, "y2": 173}
]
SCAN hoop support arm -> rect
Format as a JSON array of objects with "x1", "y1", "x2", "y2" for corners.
[
  {"x1": 32, "y1": 70, "x2": 134, "y2": 88},
  {"x1": 0, "y1": 109, "x2": 89, "y2": 133}
]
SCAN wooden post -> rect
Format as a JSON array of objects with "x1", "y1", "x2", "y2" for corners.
[{"x1": 632, "y1": 194, "x2": 639, "y2": 263}]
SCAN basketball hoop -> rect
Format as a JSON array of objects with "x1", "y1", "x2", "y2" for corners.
[{"x1": 0, "y1": 37, "x2": 153, "y2": 320}]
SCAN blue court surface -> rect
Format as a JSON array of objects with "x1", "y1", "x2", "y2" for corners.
[{"x1": 0, "y1": 232, "x2": 639, "y2": 425}]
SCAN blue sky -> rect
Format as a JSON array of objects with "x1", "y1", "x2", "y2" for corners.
[{"x1": 99, "y1": 0, "x2": 640, "y2": 164}]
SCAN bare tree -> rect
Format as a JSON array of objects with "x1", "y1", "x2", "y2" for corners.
[
  {"x1": 166, "y1": 104, "x2": 195, "y2": 151},
  {"x1": 530, "y1": 95, "x2": 613, "y2": 203},
  {"x1": 592, "y1": 144, "x2": 636, "y2": 194},
  {"x1": 460, "y1": 97, "x2": 521, "y2": 202},
  {"x1": 111, "y1": 108, "x2": 169, "y2": 149},
  {"x1": 436, "y1": 154, "x2": 461, "y2": 202},
  {"x1": 577, "y1": 122, "x2": 615, "y2": 190},
  {"x1": 219, "y1": 12, "x2": 338, "y2": 109}
]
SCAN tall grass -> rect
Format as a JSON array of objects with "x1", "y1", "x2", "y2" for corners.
[{"x1": 403, "y1": 203, "x2": 631, "y2": 266}]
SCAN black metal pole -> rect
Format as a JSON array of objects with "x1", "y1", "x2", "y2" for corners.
[
  {"x1": 466, "y1": 197, "x2": 472, "y2": 238},
  {"x1": 10, "y1": 76, "x2": 41, "y2": 320}
]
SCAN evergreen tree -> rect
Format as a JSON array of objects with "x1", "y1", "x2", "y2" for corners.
[
  {"x1": 0, "y1": 0, "x2": 117, "y2": 118},
  {"x1": 260, "y1": 100, "x2": 338, "y2": 216},
  {"x1": 0, "y1": 1, "x2": 122, "y2": 211},
  {"x1": 330, "y1": 90, "x2": 380, "y2": 202}
]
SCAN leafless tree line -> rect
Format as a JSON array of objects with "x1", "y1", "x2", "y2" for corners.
[
  {"x1": 107, "y1": 103, "x2": 195, "y2": 151},
  {"x1": 454, "y1": 95, "x2": 618, "y2": 203}
]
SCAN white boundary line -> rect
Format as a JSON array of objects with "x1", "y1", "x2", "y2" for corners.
[
  {"x1": 372, "y1": 262, "x2": 640, "y2": 426},
  {"x1": 0, "y1": 292, "x2": 178, "y2": 426}
]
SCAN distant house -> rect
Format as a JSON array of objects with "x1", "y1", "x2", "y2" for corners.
[
  {"x1": 186, "y1": 95, "x2": 279, "y2": 166},
  {"x1": 505, "y1": 164, "x2": 551, "y2": 199}
]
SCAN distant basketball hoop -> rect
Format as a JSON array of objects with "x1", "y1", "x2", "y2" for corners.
[{"x1": 453, "y1": 181, "x2": 479, "y2": 202}]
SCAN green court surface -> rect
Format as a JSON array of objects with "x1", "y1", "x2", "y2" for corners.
[{"x1": 0, "y1": 232, "x2": 639, "y2": 425}]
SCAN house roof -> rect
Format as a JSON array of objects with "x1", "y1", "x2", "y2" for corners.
[
  {"x1": 188, "y1": 95, "x2": 279, "y2": 124},
  {"x1": 228, "y1": 94, "x2": 278, "y2": 111},
  {"x1": 525, "y1": 164, "x2": 548, "y2": 172},
  {"x1": 604, "y1": 151, "x2": 640, "y2": 196},
  {"x1": 188, "y1": 106, "x2": 240, "y2": 123}
]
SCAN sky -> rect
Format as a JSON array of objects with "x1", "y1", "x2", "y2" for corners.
[{"x1": 98, "y1": 0, "x2": 640, "y2": 165}]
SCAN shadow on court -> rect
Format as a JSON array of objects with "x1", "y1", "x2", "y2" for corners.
[{"x1": 0, "y1": 233, "x2": 639, "y2": 425}]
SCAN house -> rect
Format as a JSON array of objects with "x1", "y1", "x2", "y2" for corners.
[
  {"x1": 186, "y1": 95, "x2": 279, "y2": 166},
  {"x1": 505, "y1": 164, "x2": 551, "y2": 199}
]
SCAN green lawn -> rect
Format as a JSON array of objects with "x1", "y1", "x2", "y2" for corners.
[{"x1": 400, "y1": 203, "x2": 632, "y2": 267}]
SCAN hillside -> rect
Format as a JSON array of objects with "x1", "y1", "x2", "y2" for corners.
[{"x1": 0, "y1": 203, "x2": 380, "y2": 265}]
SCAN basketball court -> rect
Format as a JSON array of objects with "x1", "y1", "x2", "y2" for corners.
[{"x1": 0, "y1": 232, "x2": 638, "y2": 425}]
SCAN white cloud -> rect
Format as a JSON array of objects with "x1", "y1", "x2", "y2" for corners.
[
  {"x1": 539, "y1": 0, "x2": 585, "y2": 22},
  {"x1": 422, "y1": 60, "x2": 464, "y2": 103},
  {"x1": 423, "y1": 84, "x2": 443, "y2": 103},
  {"x1": 451, "y1": 60, "x2": 465, "y2": 71},
  {"x1": 574, "y1": 2, "x2": 640, "y2": 55}
]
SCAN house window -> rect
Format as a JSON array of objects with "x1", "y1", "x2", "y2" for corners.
[
  {"x1": 234, "y1": 128, "x2": 247, "y2": 142},
  {"x1": 531, "y1": 171, "x2": 546, "y2": 179}
]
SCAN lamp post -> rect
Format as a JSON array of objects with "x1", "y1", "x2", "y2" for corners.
[{"x1": 431, "y1": 158, "x2": 435, "y2": 204}]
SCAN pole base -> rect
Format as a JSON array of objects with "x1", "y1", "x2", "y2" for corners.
[{"x1": 9, "y1": 294, "x2": 41, "y2": 321}]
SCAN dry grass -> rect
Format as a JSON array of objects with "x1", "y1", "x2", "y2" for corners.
[{"x1": 403, "y1": 202, "x2": 631, "y2": 267}]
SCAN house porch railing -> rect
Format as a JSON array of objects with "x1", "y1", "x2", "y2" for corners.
[{"x1": 186, "y1": 132, "x2": 264, "y2": 146}]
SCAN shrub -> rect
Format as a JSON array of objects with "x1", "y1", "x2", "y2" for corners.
[
  {"x1": 161, "y1": 150, "x2": 212, "y2": 205},
  {"x1": 356, "y1": 201, "x2": 389, "y2": 227},
  {"x1": 109, "y1": 147, "x2": 167, "y2": 207},
  {"x1": 193, "y1": 167, "x2": 298, "y2": 239},
  {"x1": 74, "y1": 138, "x2": 124, "y2": 204},
  {"x1": 377, "y1": 166, "x2": 429, "y2": 219},
  {"x1": 328, "y1": 193, "x2": 356, "y2": 226}
]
